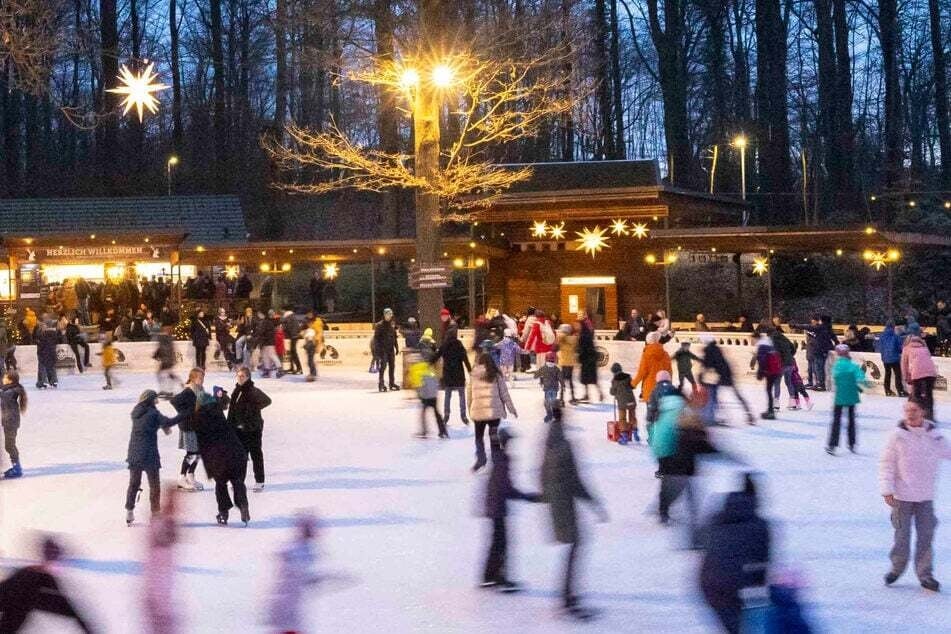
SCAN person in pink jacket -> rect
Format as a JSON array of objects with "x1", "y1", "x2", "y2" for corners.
[
  {"x1": 900, "y1": 323, "x2": 938, "y2": 420},
  {"x1": 879, "y1": 399, "x2": 951, "y2": 592}
]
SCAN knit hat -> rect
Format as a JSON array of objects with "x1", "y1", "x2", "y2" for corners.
[
  {"x1": 383, "y1": 307, "x2": 393, "y2": 316},
  {"x1": 440, "y1": 308, "x2": 451, "y2": 317},
  {"x1": 545, "y1": 351, "x2": 556, "y2": 363},
  {"x1": 906, "y1": 322, "x2": 921, "y2": 336},
  {"x1": 422, "y1": 327, "x2": 434, "y2": 339},
  {"x1": 138, "y1": 389, "x2": 159, "y2": 404},
  {"x1": 656, "y1": 370, "x2": 671, "y2": 383},
  {"x1": 835, "y1": 344, "x2": 850, "y2": 356},
  {"x1": 503, "y1": 328, "x2": 514, "y2": 337},
  {"x1": 610, "y1": 362, "x2": 623, "y2": 374},
  {"x1": 558, "y1": 323, "x2": 573, "y2": 334},
  {"x1": 646, "y1": 331, "x2": 661, "y2": 344},
  {"x1": 283, "y1": 310, "x2": 294, "y2": 318}
]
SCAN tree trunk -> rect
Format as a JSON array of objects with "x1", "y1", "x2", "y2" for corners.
[
  {"x1": 98, "y1": 0, "x2": 120, "y2": 187},
  {"x1": 274, "y1": 0, "x2": 288, "y2": 136},
  {"x1": 210, "y1": 0, "x2": 227, "y2": 191},
  {"x1": 609, "y1": 0, "x2": 625, "y2": 158},
  {"x1": 374, "y1": 0, "x2": 400, "y2": 238},
  {"x1": 560, "y1": 0, "x2": 575, "y2": 161},
  {"x1": 169, "y1": 0, "x2": 183, "y2": 154},
  {"x1": 831, "y1": 0, "x2": 856, "y2": 201},
  {"x1": 879, "y1": 0, "x2": 903, "y2": 188},
  {"x1": 699, "y1": 0, "x2": 730, "y2": 191},
  {"x1": 2, "y1": 63, "x2": 21, "y2": 196},
  {"x1": 754, "y1": 0, "x2": 791, "y2": 211},
  {"x1": 593, "y1": 0, "x2": 614, "y2": 159},
  {"x1": 928, "y1": 0, "x2": 951, "y2": 188}
]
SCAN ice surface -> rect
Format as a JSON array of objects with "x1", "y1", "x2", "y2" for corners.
[{"x1": 0, "y1": 368, "x2": 948, "y2": 632}]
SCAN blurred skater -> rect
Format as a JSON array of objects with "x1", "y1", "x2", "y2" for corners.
[
  {"x1": 408, "y1": 353, "x2": 447, "y2": 439},
  {"x1": 143, "y1": 489, "x2": 181, "y2": 634},
  {"x1": 1, "y1": 371, "x2": 27, "y2": 479},
  {"x1": 100, "y1": 336, "x2": 118, "y2": 390},
  {"x1": 268, "y1": 512, "x2": 321, "y2": 634},
  {"x1": 609, "y1": 362, "x2": 638, "y2": 443},
  {"x1": 535, "y1": 352, "x2": 561, "y2": 423},
  {"x1": 0, "y1": 536, "x2": 95, "y2": 632},
  {"x1": 153, "y1": 331, "x2": 181, "y2": 399}
]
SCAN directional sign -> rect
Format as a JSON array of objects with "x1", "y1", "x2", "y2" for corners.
[{"x1": 409, "y1": 261, "x2": 452, "y2": 289}]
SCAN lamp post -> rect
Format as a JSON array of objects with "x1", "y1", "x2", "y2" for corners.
[
  {"x1": 645, "y1": 250, "x2": 677, "y2": 320},
  {"x1": 453, "y1": 251, "x2": 486, "y2": 327},
  {"x1": 733, "y1": 135, "x2": 748, "y2": 225},
  {"x1": 166, "y1": 155, "x2": 179, "y2": 196}
]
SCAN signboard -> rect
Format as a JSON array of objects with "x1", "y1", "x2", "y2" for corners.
[
  {"x1": 409, "y1": 261, "x2": 452, "y2": 290},
  {"x1": 19, "y1": 245, "x2": 162, "y2": 262}
]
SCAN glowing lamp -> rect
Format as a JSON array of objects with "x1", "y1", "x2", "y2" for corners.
[
  {"x1": 399, "y1": 68, "x2": 420, "y2": 90},
  {"x1": 432, "y1": 64, "x2": 455, "y2": 88},
  {"x1": 645, "y1": 254, "x2": 657, "y2": 265},
  {"x1": 323, "y1": 262, "x2": 339, "y2": 280}
]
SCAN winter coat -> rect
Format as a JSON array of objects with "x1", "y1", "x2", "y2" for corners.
[
  {"x1": 35, "y1": 327, "x2": 59, "y2": 366},
  {"x1": 127, "y1": 400, "x2": 181, "y2": 470},
  {"x1": 610, "y1": 371, "x2": 636, "y2": 408},
  {"x1": 657, "y1": 418, "x2": 716, "y2": 476},
  {"x1": 756, "y1": 342, "x2": 782, "y2": 379},
  {"x1": 467, "y1": 363, "x2": 516, "y2": 422},
  {"x1": 372, "y1": 319, "x2": 399, "y2": 355},
  {"x1": 153, "y1": 335, "x2": 177, "y2": 371},
  {"x1": 227, "y1": 380, "x2": 272, "y2": 434},
  {"x1": 523, "y1": 317, "x2": 553, "y2": 354},
  {"x1": 403, "y1": 325, "x2": 421, "y2": 350},
  {"x1": 900, "y1": 336, "x2": 937, "y2": 382},
  {"x1": 214, "y1": 317, "x2": 232, "y2": 343},
  {"x1": 485, "y1": 450, "x2": 536, "y2": 519},
  {"x1": 878, "y1": 326, "x2": 903, "y2": 365},
  {"x1": 434, "y1": 336, "x2": 471, "y2": 388},
  {"x1": 772, "y1": 332, "x2": 796, "y2": 366},
  {"x1": 535, "y1": 363, "x2": 561, "y2": 391},
  {"x1": 0, "y1": 383, "x2": 27, "y2": 431},
  {"x1": 804, "y1": 323, "x2": 837, "y2": 355},
  {"x1": 701, "y1": 342, "x2": 734, "y2": 386},
  {"x1": 101, "y1": 344, "x2": 118, "y2": 368},
  {"x1": 879, "y1": 421, "x2": 951, "y2": 502},
  {"x1": 170, "y1": 387, "x2": 200, "y2": 433},
  {"x1": 255, "y1": 317, "x2": 276, "y2": 349},
  {"x1": 191, "y1": 316, "x2": 211, "y2": 349},
  {"x1": 193, "y1": 394, "x2": 246, "y2": 481},
  {"x1": 699, "y1": 492, "x2": 770, "y2": 611},
  {"x1": 493, "y1": 337, "x2": 521, "y2": 368},
  {"x1": 541, "y1": 417, "x2": 592, "y2": 544},
  {"x1": 646, "y1": 380, "x2": 679, "y2": 424},
  {"x1": 557, "y1": 332, "x2": 578, "y2": 366},
  {"x1": 631, "y1": 342, "x2": 672, "y2": 401},
  {"x1": 832, "y1": 357, "x2": 870, "y2": 406},
  {"x1": 649, "y1": 394, "x2": 684, "y2": 459},
  {"x1": 578, "y1": 322, "x2": 599, "y2": 385},
  {"x1": 282, "y1": 314, "x2": 301, "y2": 339},
  {"x1": 672, "y1": 348, "x2": 699, "y2": 374},
  {"x1": 64, "y1": 323, "x2": 84, "y2": 346}
]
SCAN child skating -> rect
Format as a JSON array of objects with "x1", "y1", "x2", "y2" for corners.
[
  {"x1": 100, "y1": 336, "x2": 118, "y2": 390},
  {"x1": 609, "y1": 362, "x2": 639, "y2": 444},
  {"x1": 0, "y1": 371, "x2": 27, "y2": 479},
  {"x1": 534, "y1": 352, "x2": 561, "y2": 422},
  {"x1": 827, "y1": 344, "x2": 872, "y2": 455},
  {"x1": 671, "y1": 342, "x2": 700, "y2": 393}
]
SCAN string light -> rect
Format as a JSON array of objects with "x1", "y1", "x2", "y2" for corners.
[
  {"x1": 574, "y1": 226, "x2": 609, "y2": 258},
  {"x1": 531, "y1": 220, "x2": 549, "y2": 238},
  {"x1": 548, "y1": 222, "x2": 566, "y2": 240},
  {"x1": 752, "y1": 256, "x2": 769, "y2": 276},
  {"x1": 632, "y1": 223, "x2": 649, "y2": 239},
  {"x1": 609, "y1": 219, "x2": 629, "y2": 236}
]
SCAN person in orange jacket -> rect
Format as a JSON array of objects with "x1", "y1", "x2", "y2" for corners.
[{"x1": 631, "y1": 331, "x2": 673, "y2": 402}]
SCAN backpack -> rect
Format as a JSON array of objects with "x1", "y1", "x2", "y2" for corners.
[
  {"x1": 541, "y1": 320, "x2": 556, "y2": 345},
  {"x1": 764, "y1": 350, "x2": 782, "y2": 377}
]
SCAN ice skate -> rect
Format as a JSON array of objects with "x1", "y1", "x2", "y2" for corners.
[
  {"x1": 496, "y1": 580, "x2": 522, "y2": 593},
  {"x1": 187, "y1": 473, "x2": 204, "y2": 491},
  {"x1": 921, "y1": 577, "x2": 940, "y2": 592},
  {"x1": 177, "y1": 474, "x2": 196, "y2": 492},
  {"x1": 389, "y1": 384, "x2": 400, "y2": 391},
  {"x1": 252, "y1": 482, "x2": 265, "y2": 492},
  {"x1": 216, "y1": 512, "x2": 228, "y2": 526},
  {"x1": 125, "y1": 509, "x2": 134, "y2": 526},
  {"x1": 239, "y1": 505, "x2": 250, "y2": 526},
  {"x1": 884, "y1": 571, "x2": 900, "y2": 586},
  {"x1": 4, "y1": 462, "x2": 22, "y2": 479},
  {"x1": 563, "y1": 603, "x2": 599, "y2": 621}
]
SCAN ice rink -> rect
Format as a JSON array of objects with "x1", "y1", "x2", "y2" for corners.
[{"x1": 0, "y1": 367, "x2": 948, "y2": 633}]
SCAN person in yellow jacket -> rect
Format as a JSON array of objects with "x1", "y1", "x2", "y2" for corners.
[
  {"x1": 303, "y1": 311, "x2": 325, "y2": 382},
  {"x1": 22, "y1": 308, "x2": 38, "y2": 344},
  {"x1": 100, "y1": 335, "x2": 119, "y2": 390},
  {"x1": 557, "y1": 323, "x2": 579, "y2": 404}
]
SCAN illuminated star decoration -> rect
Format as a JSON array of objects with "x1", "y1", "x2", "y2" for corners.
[
  {"x1": 752, "y1": 256, "x2": 769, "y2": 275},
  {"x1": 610, "y1": 218, "x2": 629, "y2": 236},
  {"x1": 323, "y1": 262, "x2": 340, "y2": 280},
  {"x1": 107, "y1": 62, "x2": 169, "y2": 122},
  {"x1": 575, "y1": 226, "x2": 610, "y2": 258},
  {"x1": 531, "y1": 220, "x2": 550, "y2": 238},
  {"x1": 548, "y1": 222, "x2": 566, "y2": 240},
  {"x1": 632, "y1": 222, "x2": 649, "y2": 239}
]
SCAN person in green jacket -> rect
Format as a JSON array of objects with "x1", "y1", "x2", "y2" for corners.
[{"x1": 827, "y1": 344, "x2": 873, "y2": 455}]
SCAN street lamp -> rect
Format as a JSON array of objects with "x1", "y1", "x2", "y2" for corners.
[
  {"x1": 733, "y1": 135, "x2": 748, "y2": 225},
  {"x1": 645, "y1": 250, "x2": 678, "y2": 320},
  {"x1": 453, "y1": 252, "x2": 486, "y2": 326},
  {"x1": 166, "y1": 155, "x2": 179, "y2": 196}
]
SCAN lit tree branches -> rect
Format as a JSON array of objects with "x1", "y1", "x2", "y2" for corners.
[{"x1": 0, "y1": 0, "x2": 62, "y2": 94}]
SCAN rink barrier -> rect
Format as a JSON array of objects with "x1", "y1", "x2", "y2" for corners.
[{"x1": 10, "y1": 329, "x2": 949, "y2": 402}]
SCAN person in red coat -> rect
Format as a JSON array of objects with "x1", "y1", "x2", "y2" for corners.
[{"x1": 524, "y1": 310, "x2": 554, "y2": 356}]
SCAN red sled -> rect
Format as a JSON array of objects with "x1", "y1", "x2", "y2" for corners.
[{"x1": 607, "y1": 421, "x2": 621, "y2": 442}]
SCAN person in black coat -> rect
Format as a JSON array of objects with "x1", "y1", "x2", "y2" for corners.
[
  {"x1": 65, "y1": 316, "x2": 90, "y2": 372},
  {"x1": 433, "y1": 326, "x2": 472, "y2": 424},
  {"x1": 34, "y1": 323, "x2": 60, "y2": 389},
  {"x1": 226, "y1": 367, "x2": 272, "y2": 490},
  {"x1": 193, "y1": 387, "x2": 250, "y2": 525},
  {"x1": 281, "y1": 310, "x2": 303, "y2": 374},
  {"x1": 190, "y1": 310, "x2": 211, "y2": 370},
  {"x1": 700, "y1": 336, "x2": 753, "y2": 424},
  {"x1": 700, "y1": 474, "x2": 771, "y2": 634},
  {"x1": 372, "y1": 308, "x2": 399, "y2": 392},
  {"x1": 125, "y1": 390, "x2": 182, "y2": 525},
  {"x1": 214, "y1": 308, "x2": 235, "y2": 370},
  {"x1": 482, "y1": 428, "x2": 540, "y2": 591}
]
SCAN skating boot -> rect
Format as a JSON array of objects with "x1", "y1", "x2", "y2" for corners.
[
  {"x1": 126, "y1": 510, "x2": 135, "y2": 526},
  {"x1": 921, "y1": 577, "x2": 940, "y2": 592},
  {"x1": 884, "y1": 571, "x2": 900, "y2": 586},
  {"x1": 471, "y1": 455, "x2": 488, "y2": 473},
  {"x1": 389, "y1": 384, "x2": 400, "y2": 391},
  {"x1": 305, "y1": 375, "x2": 316, "y2": 382},
  {"x1": 252, "y1": 482, "x2": 265, "y2": 492},
  {"x1": 187, "y1": 473, "x2": 204, "y2": 491},
  {"x1": 216, "y1": 512, "x2": 228, "y2": 526},
  {"x1": 885, "y1": 389, "x2": 896, "y2": 397},
  {"x1": 496, "y1": 580, "x2": 522, "y2": 593},
  {"x1": 617, "y1": 432, "x2": 629, "y2": 445},
  {"x1": 177, "y1": 474, "x2": 196, "y2": 492},
  {"x1": 239, "y1": 504, "x2": 251, "y2": 526},
  {"x1": 378, "y1": 384, "x2": 388, "y2": 393},
  {"x1": 3, "y1": 462, "x2": 22, "y2": 479},
  {"x1": 632, "y1": 428, "x2": 641, "y2": 443}
]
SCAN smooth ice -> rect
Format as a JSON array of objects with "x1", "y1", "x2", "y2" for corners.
[{"x1": 0, "y1": 369, "x2": 948, "y2": 633}]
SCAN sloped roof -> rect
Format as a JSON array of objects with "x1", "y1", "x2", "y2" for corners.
[
  {"x1": 498, "y1": 160, "x2": 660, "y2": 194},
  {"x1": 0, "y1": 195, "x2": 247, "y2": 245}
]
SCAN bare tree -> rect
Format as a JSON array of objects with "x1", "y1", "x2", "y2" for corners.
[{"x1": 0, "y1": 0, "x2": 62, "y2": 94}]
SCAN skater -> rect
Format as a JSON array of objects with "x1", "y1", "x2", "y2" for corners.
[
  {"x1": 609, "y1": 362, "x2": 639, "y2": 443},
  {"x1": 773, "y1": 327, "x2": 797, "y2": 406},
  {"x1": 408, "y1": 353, "x2": 447, "y2": 438},
  {"x1": 481, "y1": 428, "x2": 541, "y2": 591},
  {"x1": 257, "y1": 311, "x2": 281, "y2": 378},
  {"x1": 227, "y1": 366, "x2": 272, "y2": 491},
  {"x1": 786, "y1": 359, "x2": 813, "y2": 411},
  {"x1": 577, "y1": 313, "x2": 603, "y2": 402},
  {"x1": 194, "y1": 386, "x2": 250, "y2": 525},
  {"x1": 125, "y1": 390, "x2": 182, "y2": 525},
  {"x1": 541, "y1": 406, "x2": 608, "y2": 619},
  {"x1": 153, "y1": 331, "x2": 181, "y2": 398},
  {"x1": 646, "y1": 370, "x2": 679, "y2": 440},
  {"x1": 535, "y1": 352, "x2": 562, "y2": 423},
  {"x1": 755, "y1": 333, "x2": 783, "y2": 420},
  {"x1": 556, "y1": 323, "x2": 578, "y2": 403},
  {"x1": 632, "y1": 331, "x2": 672, "y2": 403},
  {"x1": 671, "y1": 341, "x2": 700, "y2": 392},
  {"x1": 65, "y1": 315, "x2": 90, "y2": 373},
  {"x1": 0, "y1": 536, "x2": 95, "y2": 633},
  {"x1": 493, "y1": 329, "x2": 521, "y2": 387},
  {"x1": 190, "y1": 309, "x2": 210, "y2": 370},
  {"x1": 699, "y1": 474, "x2": 771, "y2": 634},
  {"x1": 433, "y1": 326, "x2": 471, "y2": 425},
  {"x1": 281, "y1": 310, "x2": 303, "y2": 374},
  {"x1": 468, "y1": 340, "x2": 517, "y2": 472},
  {"x1": 214, "y1": 308, "x2": 235, "y2": 370},
  {"x1": 143, "y1": 488, "x2": 181, "y2": 634},
  {"x1": 901, "y1": 323, "x2": 938, "y2": 421},
  {"x1": 799, "y1": 315, "x2": 837, "y2": 391},
  {"x1": 880, "y1": 399, "x2": 951, "y2": 592},
  {"x1": 827, "y1": 345, "x2": 872, "y2": 455},
  {"x1": 35, "y1": 321, "x2": 59, "y2": 389},
  {"x1": 170, "y1": 369, "x2": 207, "y2": 492},
  {"x1": 878, "y1": 322, "x2": 906, "y2": 397},
  {"x1": 100, "y1": 336, "x2": 118, "y2": 390},
  {"x1": 303, "y1": 311, "x2": 325, "y2": 382},
  {"x1": 267, "y1": 512, "x2": 321, "y2": 633},
  {"x1": 1, "y1": 371, "x2": 27, "y2": 479},
  {"x1": 700, "y1": 335, "x2": 754, "y2": 425},
  {"x1": 373, "y1": 308, "x2": 400, "y2": 392}
]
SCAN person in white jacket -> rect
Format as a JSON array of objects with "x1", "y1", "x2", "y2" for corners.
[{"x1": 879, "y1": 399, "x2": 951, "y2": 592}]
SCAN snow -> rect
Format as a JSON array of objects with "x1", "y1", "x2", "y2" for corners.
[{"x1": 0, "y1": 368, "x2": 948, "y2": 633}]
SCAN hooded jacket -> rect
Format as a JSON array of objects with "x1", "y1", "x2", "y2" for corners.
[
  {"x1": 127, "y1": 400, "x2": 181, "y2": 470},
  {"x1": 467, "y1": 362, "x2": 516, "y2": 421},
  {"x1": 879, "y1": 420, "x2": 951, "y2": 502},
  {"x1": 631, "y1": 341, "x2": 672, "y2": 401},
  {"x1": 35, "y1": 326, "x2": 60, "y2": 366},
  {"x1": 877, "y1": 325, "x2": 903, "y2": 364},
  {"x1": 900, "y1": 336, "x2": 937, "y2": 382},
  {"x1": 433, "y1": 333, "x2": 471, "y2": 388},
  {"x1": 832, "y1": 357, "x2": 871, "y2": 406}
]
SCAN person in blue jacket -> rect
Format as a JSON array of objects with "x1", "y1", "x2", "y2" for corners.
[
  {"x1": 125, "y1": 390, "x2": 183, "y2": 525},
  {"x1": 878, "y1": 322, "x2": 907, "y2": 397}
]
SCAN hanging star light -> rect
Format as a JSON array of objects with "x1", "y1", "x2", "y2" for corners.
[
  {"x1": 548, "y1": 222, "x2": 566, "y2": 240},
  {"x1": 323, "y1": 262, "x2": 340, "y2": 280},
  {"x1": 867, "y1": 251, "x2": 888, "y2": 270},
  {"x1": 575, "y1": 226, "x2": 610, "y2": 258},
  {"x1": 531, "y1": 220, "x2": 550, "y2": 238},
  {"x1": 610, "y1": 218, "x2": 630, "y2": 236},
  {"x1": 632, "y1": 222, "x2": 649, "y2": 239},
  {"x1": 107, "y1": 61, "x2": 169, "y2": 122},
  {"x1": 752, "y1": 256, "x2": 769, "y2": 275}
]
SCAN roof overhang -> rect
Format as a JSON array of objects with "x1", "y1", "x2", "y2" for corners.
[
  {"x1": 2, "y1": 231, "x2": 189, "y2": 249},
  {"x1": 641, "y1": 226, "x2": 951, "y2": 252}
]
